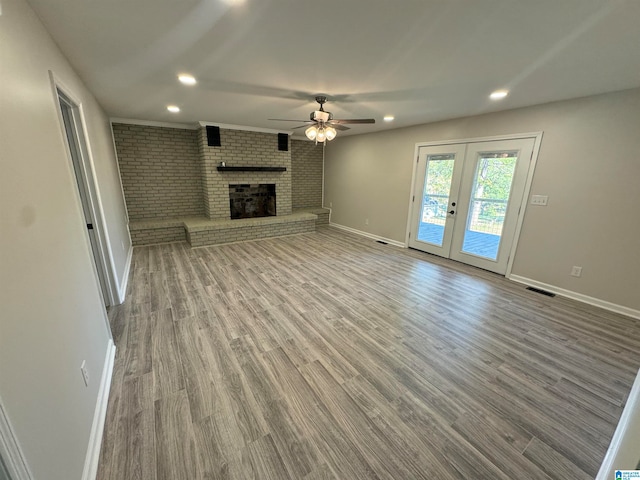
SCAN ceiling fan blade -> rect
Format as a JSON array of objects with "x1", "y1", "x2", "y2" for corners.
[
  {"x1": 330, "y1": 118, "x2": 376, "y2": 124},
  {"x1": 268, "y1": 118, "x2": 310, "y2": 122},
  {"x1": 327, "y1": 122, "x2": 350, "y2": 131},
  {"x1": 292, "y1": 123, "x2": 315, "y2": 130}
]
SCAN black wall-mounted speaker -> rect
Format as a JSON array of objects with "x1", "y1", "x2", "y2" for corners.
[
  {"x1": 277, "y1": 133, "x2": 289, "y2": 151},
  {"x1": 206, "y1": 126, "x2": 221, "y2": 147}
]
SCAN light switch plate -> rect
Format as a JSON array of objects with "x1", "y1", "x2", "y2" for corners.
[
  {"x1": 80, "y1": 360, "x2": 90, "y2": 387},
  {"x1": 531, "y1": 195, "x2": 548, "y2": 206}
]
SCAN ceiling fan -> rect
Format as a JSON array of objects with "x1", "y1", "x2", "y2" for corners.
[{"x1": 269, "y1": 95, "x2": 375, "y2": 143}]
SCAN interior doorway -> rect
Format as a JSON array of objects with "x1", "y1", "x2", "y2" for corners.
[
  {"x1": 408, "y1": 136, "x2": 539, "y2": 275},
  {"x1": 56, "y1": 88, "x2": 112, "y2": 305}
]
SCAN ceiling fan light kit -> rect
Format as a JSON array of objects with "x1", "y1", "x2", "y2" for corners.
[
  {"x1": 305, "y1": 125, "x2": 337, "y2": 143},
  {"x1": 325, "y1": 126, "x2": 337, "y2": 141},
  {"x1": 305, "y1": 125, "x2": 317, "y2": 141},
  {"x1": 271, "y1": 95, "x2": 375, "y2": 144}
]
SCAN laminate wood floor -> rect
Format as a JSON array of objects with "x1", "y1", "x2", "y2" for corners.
[{"x1": 97, "y1": 227, "x2": 640, "y2": 480}]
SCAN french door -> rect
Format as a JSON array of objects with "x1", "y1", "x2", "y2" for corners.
[{"x1": 408, "y1": 138, "x2": 535, "y2": 274}]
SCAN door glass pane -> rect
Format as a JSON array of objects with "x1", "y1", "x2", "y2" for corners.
[
  {"x1": 461, "y1": 151, "x2": 517, "y2": 260},
  {"x1": 417, "y1": 154, "x2": 455, "y2": 246}
]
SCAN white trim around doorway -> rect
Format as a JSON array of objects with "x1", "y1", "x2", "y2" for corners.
[
  {"x1": 49, "y1": 71, "x2": 121, "y2": 308},
  {"x1": 0, "y1": 396, "x2": 34, "y2": 480}
]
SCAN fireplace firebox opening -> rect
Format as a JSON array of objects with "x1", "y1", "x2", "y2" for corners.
[{"x1": 229, "y1": 184, "x2": 276, "y2": 219}]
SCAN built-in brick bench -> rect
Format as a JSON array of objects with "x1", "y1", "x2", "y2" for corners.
[
  {"x1": 129, "y1": 217, "x2": 197, "y2": 246},
  {"x1": 128, "y1": 212, "x2": 319, "y2": 247},
  {"x1": 293, "y1": 207, "x2": 330, "y2": 225}
]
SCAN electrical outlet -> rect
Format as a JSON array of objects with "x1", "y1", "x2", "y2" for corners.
[
  {"x1": 570, "y1": 266, "x2": 582, "y2": 277},
  {"x1": 365, "y1": 218, "x2": 369, "y2": 226},
  {"x1": 80, "y1": 361, "x2": 90, "y2": 387},
  {"x1": 531, "y1": 195, "x2": 548, "y2": 206}
]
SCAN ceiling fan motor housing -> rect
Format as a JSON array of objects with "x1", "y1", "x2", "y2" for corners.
[{"x1": 311, "y1": 110, "x2": 331, "y2": 122}]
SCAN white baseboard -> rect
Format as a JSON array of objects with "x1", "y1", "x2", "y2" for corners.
[
  {"x1": 81, "y1": 340, "x2": 116, "y2": 480},
  {"x1": 0, "y1": 396, "x2": 33, "y2": 480},
  {"x1": 596, "y1": 367, "x2": 640, "y2": 478},
  {"x1": 329, "y1": 222, "x2": 406, "y2": 248},
  {"x1": 117, "y1": 245, "x2": 133, "y2": 304},
  {"x1": 509, "y1": 275, "x2": 640, "y2": 320}
]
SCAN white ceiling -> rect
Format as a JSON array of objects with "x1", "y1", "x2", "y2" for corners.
[{"x1": 28, "y1": 0, "x2": 640, "y2": 138}]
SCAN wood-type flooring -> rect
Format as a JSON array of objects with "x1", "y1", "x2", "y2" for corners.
[{"x1": 97, "y1": 227, "x2": 640, "y2": 480}]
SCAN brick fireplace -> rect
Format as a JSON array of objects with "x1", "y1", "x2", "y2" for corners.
[
  {"x1": 113, "y1": 122, "x2": 327, "y2": 246},
  {"x1": 198, "y1": 126, "x2": 292, "y2": 220}
]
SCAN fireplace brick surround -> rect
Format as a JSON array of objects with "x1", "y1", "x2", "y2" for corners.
[
  {"x1": 198, "y1": 127, "x2": 292, "y2": 220},
  {"x1": 114, "y1": 123, "x2": 328, "y2": 246}
]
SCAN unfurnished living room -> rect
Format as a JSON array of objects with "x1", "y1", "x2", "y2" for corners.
[{"x1": 2, "y1": 0, "x2": 640, "y2": 479}]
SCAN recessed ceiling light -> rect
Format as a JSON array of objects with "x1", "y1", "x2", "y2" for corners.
[
  {"x1": 178, "y1": 74, "x2": 197, "y2": 86},
  {"x1": 167, "y1": 105, "x2": 180, "y2": 113},
  {"x1": 383, "y1": 115, "x2": 395, "y2": 122},
  {"x1": 490, "y1": 89, "x2": 509, "y2": 100}
]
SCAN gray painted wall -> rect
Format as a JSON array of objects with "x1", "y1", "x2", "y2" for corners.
[
  {"x1": 0, "y1": 0, "x2": 130, "y2": 477},
  {"x1": 324, "y1": 88, "x2": 640, "y2": 311}
]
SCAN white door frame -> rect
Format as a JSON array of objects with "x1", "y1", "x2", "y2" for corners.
[
  {"x1": 405, "y1": 132, "x2": 544, "y2": 277},
  {"x1": 0, "y1": 396, "x2": 33, "y2": 480},
  {"x1": 49, "y1": 71, "x2": 119, "y2": 307}
]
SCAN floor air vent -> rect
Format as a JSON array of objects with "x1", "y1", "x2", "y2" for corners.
[{"x1": 526, "y1": 286, "x2": 556, "y2": 297}]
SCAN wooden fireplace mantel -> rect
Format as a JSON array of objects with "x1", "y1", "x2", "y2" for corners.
[{"x1": 216, "y1": 166, "x2": 286, "y2": 172}]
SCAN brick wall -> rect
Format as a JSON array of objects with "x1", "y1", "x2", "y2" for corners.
[
  {"x1": 114, "y1": 124, "x2": 324, "y2": 230},
  {"x1": 113, "y1": 124, "x2": 204, "y2": 220},
  {"x1": 198, "y1": 128, "x2": 292, "y2": 219},
  {"x1": 291, "y1": 139, "x2": 324, "y2": 209},
  {"x1": 130, "y1": 226, "x2": 186, "y2": 245}
]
